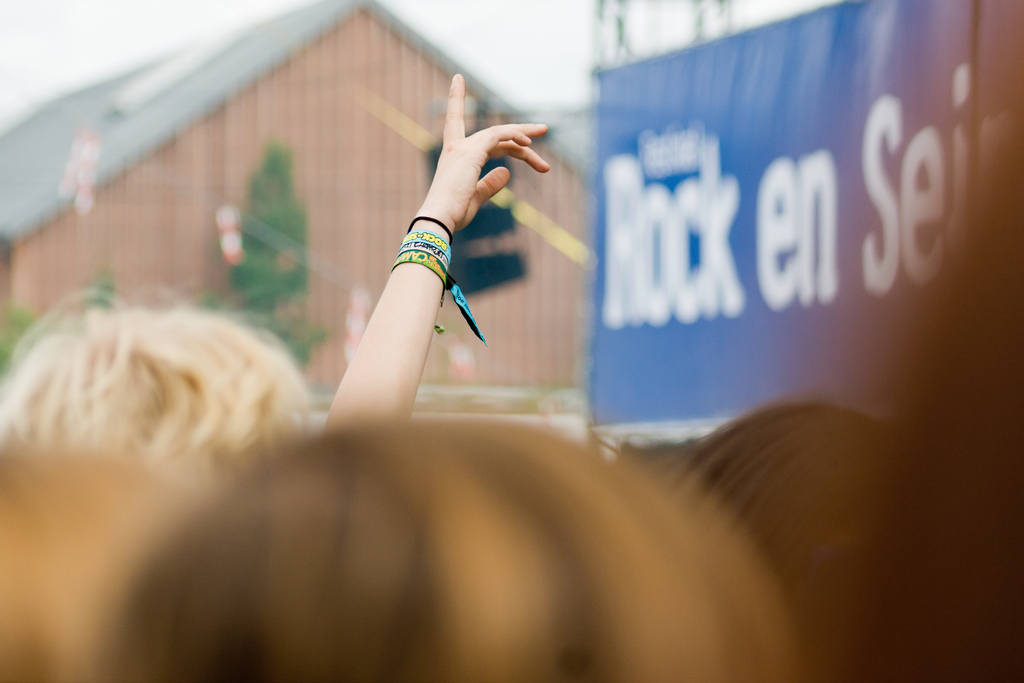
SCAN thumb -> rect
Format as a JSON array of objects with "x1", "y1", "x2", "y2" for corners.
[{"x1": 460, "y1": 167, "x2": 511, "y2": 229}]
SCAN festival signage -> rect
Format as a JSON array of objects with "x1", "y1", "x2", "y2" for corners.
[{"x1": 590, "y1": 0, "x2": 989, "y2": 425}]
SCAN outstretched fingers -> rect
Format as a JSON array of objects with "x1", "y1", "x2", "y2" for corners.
[
  {"x1": 480, "y1": 123, "x2": 548, "y2": 147},
  {"x1": 443, "y1": 74, "x2": 466, "y2": 144},
  {"x1": 491, "y1": 141, "x2": 551, "y2": 173}
]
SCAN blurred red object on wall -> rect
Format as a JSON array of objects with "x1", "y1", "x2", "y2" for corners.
[
  {"x1": 446, "y1": 336, "x2": 476, "y2": 381},
  {"x1": 344, "y1": 287, "x2": 371, "y2": 364},
  {"x1": 215, "y1": 205, "x2": 244, "y2": 266},
  {"x1": 58, "y1": 126, "x2": 102, "y2": 216}
]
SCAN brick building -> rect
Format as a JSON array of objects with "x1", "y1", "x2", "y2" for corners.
[{"x1": 0, "y1": 0, "x2": 589, "y2": 390}]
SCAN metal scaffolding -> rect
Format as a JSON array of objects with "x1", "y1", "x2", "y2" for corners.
[{"x1": 595, "y1": 0, "x2": 734, "y2": 68}]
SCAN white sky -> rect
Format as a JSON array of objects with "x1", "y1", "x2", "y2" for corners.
[{"x1": 0, "y1": 0, "x2": 841, "y2": 132}]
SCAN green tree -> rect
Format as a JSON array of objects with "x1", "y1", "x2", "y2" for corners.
[
  {"x1": 231, "y1": 143, "x2": 308, "y2": 311},
  {"x1": 0, "y1": 268, "x2": 113, "y2": 376},
  {"x1": 86, "y1": 268, "x2": 117, "y2": 308},
  {"x1": 0, "y1": 305, "x2": 36, "y2": 376},
  {"x1": 228, "y1": 142, "x2": 326, "y2": 365}
]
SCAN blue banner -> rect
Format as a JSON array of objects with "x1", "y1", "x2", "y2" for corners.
[{"x1": 591, "y1": 0, "x2": 975, "y2": 425}]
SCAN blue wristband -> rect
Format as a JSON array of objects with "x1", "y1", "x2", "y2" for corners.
[
  {"x1": 447, "y1": 277, "x2": 486, "y2": 346},
  {"x1": 403, "y1": 230, "x2": 452, "y2": 260},
  {"x1": 399, "y1": 218, "x2": 485, "y2": 345}
]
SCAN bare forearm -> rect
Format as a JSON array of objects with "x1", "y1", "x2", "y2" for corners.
[
  {"x1": 325, "y1": 74, "x2": 548, "y2": 431},
  {"x1": 327, "y1": 263, "x2": 443, "y2": 428}
]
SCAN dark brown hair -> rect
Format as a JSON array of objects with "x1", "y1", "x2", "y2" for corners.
[
  {"x1": 839, "y1": 80, "x2": 1024, "y2": 680},
  {"x1": 827, "y1": 53, "x2": 1024, "y2": 679},
  {"x1": 646, "y1": 402, "x2": 887, "y2": 681},
  {"x1": 678, "y1": 402, "x2": 887, "y2": 591}
]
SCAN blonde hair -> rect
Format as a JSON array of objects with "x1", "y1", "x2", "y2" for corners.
[{"x1": 0, "y1": 306, "x2": 310, "y2": 479}]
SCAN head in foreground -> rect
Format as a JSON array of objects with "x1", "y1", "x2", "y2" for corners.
[
  {"x1": 0, "y1": 306, "x2": 310, "y2": 480},
  {"x1": 837, "y1": 95, "x2": 1024, "y2": 680},
  {"x1": 104, "y1": 422, "x2": 794, "y2": 682},
  {"x1": 0, "y1": 455, "x2": 186, "y2": 683},
  {"x1": 678, "y1": 401, "x2": 887, "y2": 592},
  {"x1": 661, "y1": 401, "x2": 888, "y2": 680}
]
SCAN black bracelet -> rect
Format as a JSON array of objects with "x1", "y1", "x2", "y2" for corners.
[{"x1": 408, "y1": 216, "x2": 453, "y2": 243}]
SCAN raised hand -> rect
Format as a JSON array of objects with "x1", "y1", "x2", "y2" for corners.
[
  {"x1": 328, "y1": 76, "x2": 550, "y2": 429},
  {"x1": 417, "y1": 74, "x2": 550, "y2": 233}
]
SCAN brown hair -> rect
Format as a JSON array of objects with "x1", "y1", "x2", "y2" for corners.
[
  {"x1": 836, "y1": 116, "x2": 1024, "y2": 679},
  {"x1": 105, "y1": 422, "x2": 794, "y2": 682},
  {"x1": 678, "y1": 402, "x2": 887, "y2": 590},
  {"x1": 654, "y1": 402, "x2": 888, "y2": 680}
]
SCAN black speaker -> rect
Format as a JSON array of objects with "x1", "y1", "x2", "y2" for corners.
[{"x1": 427, "y1": 145, "x2": 527, "y2": 295}]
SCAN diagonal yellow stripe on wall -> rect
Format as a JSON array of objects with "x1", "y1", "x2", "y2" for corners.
[
  {"x1": 350, "y1": 83, "x2": 436, "y2": 152},
  {"x1": 488, "y1": 188, "x2": 593, "y2": 267},
  {"x1": 349, "y1": 83, "x2": 594, "y2": 268}
]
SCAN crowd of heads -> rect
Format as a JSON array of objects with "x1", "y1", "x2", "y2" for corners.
[
  {"x1": 0, "y1": 372, "x2": 796, "y2": 681},
  {"x1": 0, "y1": 301, "x2": 800, "y2": 682},
  {"x1": 2, "y1": 85, "x2": 1024, "y2": 683},
  {"x1": 103, "y1": 425, "x2": 793, "y2": 682}
]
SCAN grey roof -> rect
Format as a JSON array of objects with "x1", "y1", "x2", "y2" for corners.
[{"x1": 0, "y1": 0, "x2": 546, "y2": 241}]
